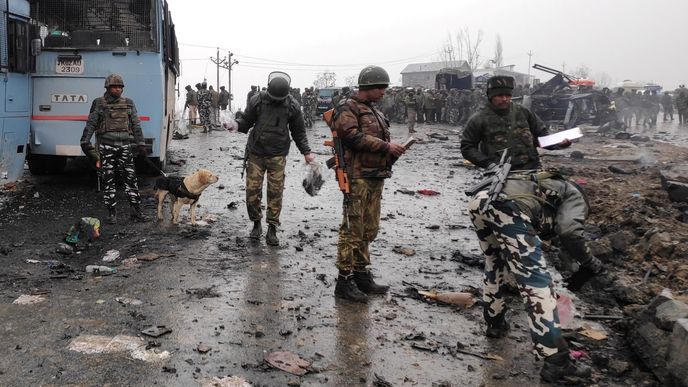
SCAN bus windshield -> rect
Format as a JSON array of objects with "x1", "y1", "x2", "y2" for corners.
[{"x1": 30, "y1": 0, "x2": 158, "y2": 51}]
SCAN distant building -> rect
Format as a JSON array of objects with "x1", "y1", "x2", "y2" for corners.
[
  {"x1": 401, "y1": 60, "x2": 471, "y2": 89},
  {"x1": 473, "y1": 65, "x2": 532, "y2": 87}
]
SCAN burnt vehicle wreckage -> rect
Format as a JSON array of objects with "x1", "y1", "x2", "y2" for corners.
[{"x1": 523, "y1": 64, "x2": 621, "y2": 129}]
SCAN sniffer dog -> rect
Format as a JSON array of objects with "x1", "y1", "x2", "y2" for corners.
[{"x1": 155, "y1": 169, "x2": 219, "y2": 225}]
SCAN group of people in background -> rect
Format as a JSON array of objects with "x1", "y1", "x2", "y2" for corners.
[
  {"x1": 184, "y1": 81, "x2": 231, "y2": 131},
  {"x1": 613, "y1": 85, "x2": 688, "y2": 128}
]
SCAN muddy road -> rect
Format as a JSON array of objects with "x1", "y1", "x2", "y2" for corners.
[{"x1": 1, "y1": 117, "x2": 682, "y2": 386}]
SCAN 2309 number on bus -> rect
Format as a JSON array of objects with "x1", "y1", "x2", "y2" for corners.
[{"x1": 56, "y1": 57, "x2": 84, "y2": 75}]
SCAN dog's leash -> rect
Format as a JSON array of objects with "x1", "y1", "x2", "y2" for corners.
[{"x1": 138, "y1": 153, "x2": 168, "y2": 177}]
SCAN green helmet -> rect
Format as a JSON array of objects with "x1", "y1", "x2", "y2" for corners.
[
  {"x1": 104, "y1": 74, "x2": 125, "y2": 88},
  {"x1": 357, "y1": 65, "x2": 390, "y2": 88}
]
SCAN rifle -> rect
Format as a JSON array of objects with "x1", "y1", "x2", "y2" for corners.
[
  {"x1": 480, "y1": 149, "x2": 512, "y2": 213},
  {"x1": 241, "y1": 143, "x2": 249, "y2": 179},
  {"x1": 322, "y1": 108, "x2": 351, "y2": 229}
]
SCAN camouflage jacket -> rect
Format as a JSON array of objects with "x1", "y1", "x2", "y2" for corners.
[
  {"x1": 333, "y1": 97, "x2": 392, "y2": 179},
  {"x1": 80, "y1": 93, "x2": 144, "y2": 147},
  {"x1": 461, "y1": 102, "x2": 548, "y2": 170}
]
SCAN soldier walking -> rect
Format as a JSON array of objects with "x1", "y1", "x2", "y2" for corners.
[
  {"x1": 330, "y1": 66, "x2": 406, "y2": 303},
  {"x1": 219, "y1": 86, "x2": 230, "y2": 111},
  {"x1": 184, "y1": 85, "x2": 198, "y2": 125},
  {"x1": 461, "y1": 76, "x2": 600, "y2": 383},
  {"x1": 197, "y1": 82, "x2": 212, "y2": 132},
  {"x1": 404, "y1": 89, "x2": 417, "y2": 133},
  {"x1": 80, "y1": 74, "x2": 147, "y2": 224},
  {"x1": 227, "y1": 72, "x2": 314, "y2": 246}
]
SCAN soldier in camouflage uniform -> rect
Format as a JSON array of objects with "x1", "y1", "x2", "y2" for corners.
[
  {"x1": 331, "y1": 66, "x2": 407, "y2": 303},
  {"x1": 404, "y1": 89, "x2": 417, "y2": 133},
  {"x1": 80, "y1": 74, "x2": 147, "y2": 224},
  {"x1": 197, "y1": 82, "x2": 212, "y2": 132},
  {"x1": 461, "y1": 76, "x2": 594, "y2": 383},
  {"x1": 184, "y1": 85, "x2": 198, "y2": 125},
  {"x1": 228, "y1": 72, "x2": 314, "y2": 246}
]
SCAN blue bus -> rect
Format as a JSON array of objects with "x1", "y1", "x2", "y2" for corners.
[
  {"x1": 0, "y1": 0, "x2": 33, "y2": 183},
  {"x1": 28, "y1": 0, "x2": 179, "y2": 174}
]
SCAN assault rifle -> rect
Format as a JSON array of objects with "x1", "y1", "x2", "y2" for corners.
[
  {"x1": 323, "y1": 108, "x2": 351, "y2": 229},
  {"x1": 480, "y1": 149, "x2": 512, "y2": 212}
]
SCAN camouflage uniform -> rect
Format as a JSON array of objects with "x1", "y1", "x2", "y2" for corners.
[
  {"x1": 185, "y1": 87, "x2": 198, "y2": 124},
  {"x1": 404, "y1": 91, "x2": 417, "y2": 132},
  {"x1": 237, "y1": 91, "x2": 311, "y2": 226},
  {"x1": 80, "y1": 90, "x2": 145, "y2": 211},
  {"x1": 197, "y1": 85, "x2": 212, "y2": 130},
  {"x1": 333, "y1": 97, "x2": 393, "y2": 273},
  {"x1": 461, "y1": 96, "x2": 601, "y2": 359}
]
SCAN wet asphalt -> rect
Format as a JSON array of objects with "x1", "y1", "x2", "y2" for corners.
[{"x1": 3, "y1": 113, "x2": 686, "y2": 386}]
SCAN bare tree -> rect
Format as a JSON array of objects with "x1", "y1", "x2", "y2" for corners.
[
  {"x1": 571, "y1": 64, "x2": 592, "y2": 79},
  {"x1": 494, "y1": 34, "x2": 503, "y2": 68},
  {"x1": 460, "y1": 27, "x2": 483, "y2": 71},
  {"x1": 344, "y1": 75, "x2": 357, "y2": 88},
  {"x1": 436, "y1": 26, "x2": 484, "y2": 71},
  {"x1": 313, "y1": 71, "x2": 336, "y2": 88}
]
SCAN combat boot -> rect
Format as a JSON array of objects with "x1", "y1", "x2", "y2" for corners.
[
  {"x1": 334, "y1": 274, "x2": 368, "y2": 303},
  {"x1": 485, "y1": 319, "x2": 510, "y2": 338},
  {"x1": 353, "y1": 271, "x2": 389, "y2": 294},
  {"x1": 249, "y1": 221, "x2": 262, "y2": 240},
  {"x1": 540, "y1": 350, "x2": 591, "y2": 383},
  {"x1": 130, "y1": 204, "x2": 147, "y2": 223},
  {"x1": 106, "y1": 206, "x2": 117, "y2": 225},
  {"x1": 266, "y1": 224, "x2": 279, "y2": 246}
]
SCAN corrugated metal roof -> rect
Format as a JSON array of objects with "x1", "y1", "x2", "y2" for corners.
[{"x1": 401, "y1": 60, "x2": 470, "y2": 74}]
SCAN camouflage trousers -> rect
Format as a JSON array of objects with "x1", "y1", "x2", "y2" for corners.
[
  {"x1": 469, "y1": 190, "x2": 563, "y2": 360},
  {"x1": 448, "y1": 108, "x2": 460, "y2": 125},
  {"x1": 406, "y1": 109, "x2": 416, "y2": 131},
  {"x1": 98, "y1": 144, "x2": 141, "y2": 209},
  {"x1": 245, "y1": 153, "x2": 286, "y2": 225},
  {"x1": 199, "y1": 104, "x2": 211, "y2": 128},
  {"x1": 336, "y1": 179, "x2": 384, "y2": 273}
]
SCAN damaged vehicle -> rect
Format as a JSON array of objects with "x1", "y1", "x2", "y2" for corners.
[{"x1": 523, "y1": 64, "x2": 620, "y2": 129}]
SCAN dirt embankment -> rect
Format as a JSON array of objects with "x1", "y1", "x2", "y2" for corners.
[{"x1": 545, "y1": 132, "x2": 688, "y2": 304}]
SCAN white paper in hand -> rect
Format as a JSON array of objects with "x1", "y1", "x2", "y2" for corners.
[{"x1": 538, "y1": 127, "x2": 583, "y2": 148}]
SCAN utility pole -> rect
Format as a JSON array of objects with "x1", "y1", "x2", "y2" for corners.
[
  {"x1": 210, "y1": 48, "x2": 228, "y2": 121},
  {"x1": 562, "y1": 62, "x2": 566, "y2": 74},
  {"x1": 527, "y1": 50, "x2": 533, "y2": 84},
  {"x1": 217, "y1": 52, "x2": 238, "y2": 111}
]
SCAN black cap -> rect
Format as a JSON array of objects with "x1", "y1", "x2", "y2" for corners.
[{"x1": 486, "y1": 76, "x2": 514, "y2": 99}]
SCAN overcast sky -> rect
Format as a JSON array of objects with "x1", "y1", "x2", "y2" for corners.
[{"x1": 167, "y1": 0, "x2": 686, "y2": 109}]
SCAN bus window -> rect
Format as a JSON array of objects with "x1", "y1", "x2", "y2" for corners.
[
  {"x1": 31, "y1": 0, "x2": 157, "y2": 51},
  {"x1": 7, "y1": 19, "x2": 29, "y2": 73}
]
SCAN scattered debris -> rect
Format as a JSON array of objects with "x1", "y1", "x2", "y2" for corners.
[
  {"x1": 196, "y1": 343, "x2": 212, "y2": 354},
  {"x1": 141, "y1": 325, "x2": 173, "y2": 338},
  {"x1": 115, "y1": 297, "x2": 143, "y2": 306},
  {"x1": 227, "y1": 201, "x2": 239, "y2": 210},
  {"x1": 136, "y1": 252, "x2": 175, "y2": 262},
  {"x1": 85, "y1": 265, "x2": 117, "y2": 276},
  {"x1": 417, "y1": 189, "x2": 440, "y2": 196},
  {"x1": 55, "y1": 243, "x2": 74, "y2": 255},
  {"x1": 102, "y1": 249, "x2": 121, "y2": 262},
  {"x1": 12, "y1": 294, "x2": 46, "y2": 305},
  {"x1": 395, "y1": 188, "x2": 416, "y2": 195},
  {"x1": 417, "y1": 290, "x2": 475, "y2": 307},
  {"x1": 264, "y1": 351, "x2": 311, "y2": 376},
  {"x1": 428, "y1": 133, "x2": 449, "y2": 141},
  {"x1": 373, "y1": 373, "x2": 393, "y2": 387},
  {"x1": 578, "y1": 326, "x2": 608, "y2": 341},
  {"x1": 186, "y1": 286, "x2": 221, "y2": 299},
  {"x1": 608, "y1": 165, "x2": 633, "y2": 175},
  {"x1": 392, "y1": 246, "x2": 416, "y2": 256},
  {"x1": 131, "y1": 347, "x2": 171, "y2": 362},
  {"x1": 450, "y1": 250, "x2": 484, "y2": 268},
  {"x1": 200, "y1": 376, "x2": 252, "y2": 387},
  {"x1": 68, "y1": 334, "x2": 142, "y2": 355}
]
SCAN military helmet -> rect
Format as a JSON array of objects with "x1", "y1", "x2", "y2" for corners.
[
  {"x1": 266, "y1": 71, "x2": 292, "y2": 101},
  {"x1": 104, "y1": 74, "x2": 125, "y2": 88},
  {"x1": 486, "y1": 75, "x2": 514, "y2": 99},
  {"x1": 358, "y1": 65, "x2": 390, "y2": 89}
]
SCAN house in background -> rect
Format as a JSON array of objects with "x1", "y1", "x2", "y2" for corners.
[{"x1": 401, "y1": 60, "x2": 471, "y2": 89}]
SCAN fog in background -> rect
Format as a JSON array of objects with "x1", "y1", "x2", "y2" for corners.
[{"x1": 167, "y1": 0, "x2": 686, "y2": 110}]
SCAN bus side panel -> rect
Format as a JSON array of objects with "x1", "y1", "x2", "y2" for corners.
[
  {"x1": 0, "y1": 117, "x2": 29, "y2": 181},
  {"x1": 31, "y1": 52, "x2": 166, "y2": 158}
]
